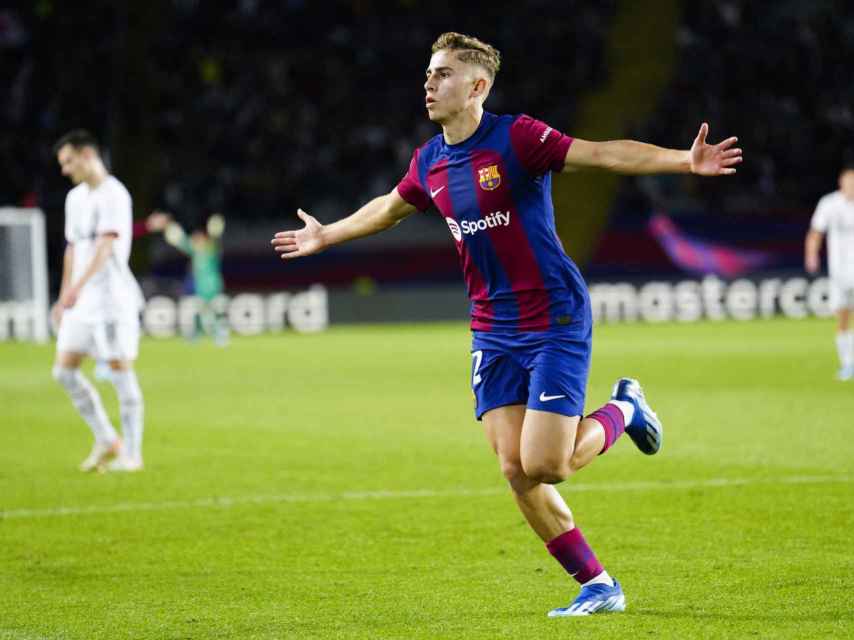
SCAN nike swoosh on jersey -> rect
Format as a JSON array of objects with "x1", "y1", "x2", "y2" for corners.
[
  {"x1": 539, "y1": 392, "x2": 566, "y2": 402},
  {"x1": 430, "y1": 186, "x2": 446, "y2": 198}
]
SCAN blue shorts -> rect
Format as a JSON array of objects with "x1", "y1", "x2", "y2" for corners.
[{"x1": 470, "y1": 325, "x2": 592, "y2": 420}]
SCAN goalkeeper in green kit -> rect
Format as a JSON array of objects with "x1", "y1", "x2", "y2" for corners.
[{"x1": 147, "y1": 211, "x2": 229, "y2": 345}]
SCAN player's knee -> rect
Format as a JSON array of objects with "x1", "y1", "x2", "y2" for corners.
[
  {"x1": 498, "y1": 457, "x2": 540, "y2": 494},
  {"x1": 521, "y1": 457, "x2": 570, "y2": 485},
  {"x1": 498, "y1": 456, "x2": 525, "y2": 483},
  {"x1": 528, "y1": 468, "x2": 570, "y2": 485}
]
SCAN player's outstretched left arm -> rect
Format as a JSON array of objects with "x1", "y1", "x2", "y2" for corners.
[
  {"x1": 563, "y1": 122, "x2": 742, "y2": 176},
  {"x1": 271, "y1": 188, "x2": 417, "y2": 260}
]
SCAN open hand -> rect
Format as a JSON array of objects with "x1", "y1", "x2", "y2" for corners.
[
  {"x1": 271, "y1": 209, "x2": 325, "y2": 259},
  {"x1": 690, "y1": 123, "x2": 742, "y2": 176}
]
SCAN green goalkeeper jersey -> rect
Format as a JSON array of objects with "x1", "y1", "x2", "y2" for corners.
[
  {"x1": 177, "y1": 236, "x2": 223, "y2": 301},
  {"x1": 164, "y1": 217, "x2": 225, "y2": 302}
]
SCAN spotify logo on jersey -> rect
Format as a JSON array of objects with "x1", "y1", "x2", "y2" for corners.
[{"x1": 445, "y1": 211, "x2": 511, "y2": 243}]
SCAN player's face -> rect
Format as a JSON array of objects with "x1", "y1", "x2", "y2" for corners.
[
  {"x1": 424, "y1": 50, "x2": 484, "y2": 123},
  {"x1": 840, "y1": 169, "x2": 854, "y2": 200},
  {"x1": 56, "y1": 145, "x2": 90, "y2": 185}
]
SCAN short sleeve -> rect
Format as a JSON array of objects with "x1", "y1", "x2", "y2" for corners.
[
  {"x1": 810, "y1": 196, "x2": 831, "y2": 232},
  {"x1": 395, "y1": 149, "x2": 432, "y2": 212},
  {"x1": 510, "y1": 114, "x2": 574, "y2": 175},
  {"x1": 96, "y1": 183, "x2": 131, "y2": 236}
]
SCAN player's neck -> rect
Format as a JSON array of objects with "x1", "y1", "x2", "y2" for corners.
[
  {"x1": 85, "y1": 163, "x2": 108, "y2": 189},
  {"x1": 442, "y1": 106, "x2": 483, "y2": 145}
]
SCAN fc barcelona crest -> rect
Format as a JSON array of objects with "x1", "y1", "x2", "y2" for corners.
[{"x1": 478, "y1": 164, "x2": 501, "y2": 190}]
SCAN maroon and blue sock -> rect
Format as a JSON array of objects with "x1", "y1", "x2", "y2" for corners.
[
  {"x1": 586, "y1": 403, "x2": 626, "y2": 455},
  {"x1": 546, "y1": 527, "x2": 604, "y2": 585}
]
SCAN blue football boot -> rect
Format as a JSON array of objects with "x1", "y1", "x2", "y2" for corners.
[
  {"x1": 611, "y1": 378, "x2": 663, "y2": 455},
  {"x1": 547, "y1": 579, "x2": 626, "y2": 617}
]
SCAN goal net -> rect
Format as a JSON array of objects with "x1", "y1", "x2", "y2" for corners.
[{"x1": 0, "y1": 207, "x2": 49, "y2": 342}]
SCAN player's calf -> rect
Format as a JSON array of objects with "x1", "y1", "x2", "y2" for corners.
[
  {"x1": 110, "y1": 367, "x2": 144, "y2": 463},
  {"x1": 52, "y1": 365, "x2": 120, "y2": 454},
  {"x1": 587, "y1": 402, "x2": 628, "y2": 455}
]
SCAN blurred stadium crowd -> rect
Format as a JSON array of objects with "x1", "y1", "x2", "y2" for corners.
[
  {"x1": 0, "y1": 1, "x2": 613, "y2": 225},
  {"x1": 640, "y1": 0, "x2": 854, "y2": 212},
  {"x1": 1, "y1": 0, "x2": 852, "y2": 287},
  {"x1": 3, "y1": 1, "x2": 850, "y2": 221}
]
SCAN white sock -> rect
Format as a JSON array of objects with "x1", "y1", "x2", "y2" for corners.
[
  {"x1": 583, "y1": 569, "x2": 614, "y2": 588},
  {"x1": 111, "y1": 369, "x2": 144, "y2": 461},
  {"x1": 837, "y1": 332, "x2": 854, "y2": 368},
  {"x1": 608, "y1": 400, "x2": 635, "y2": 425},
  {"x1": 52, "y1": 366, "x2": 118, "y2": 445}
]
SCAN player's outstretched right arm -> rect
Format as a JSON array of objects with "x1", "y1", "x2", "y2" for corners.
[{"x1": 271, "y1": 188, "x2": 417, "y2": 260}]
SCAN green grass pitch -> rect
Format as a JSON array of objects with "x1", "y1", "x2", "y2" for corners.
[{"x1": 1, "y1": 318, "x2": 852, "y2": 639}]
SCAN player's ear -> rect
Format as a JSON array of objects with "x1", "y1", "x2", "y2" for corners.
[{"x1": 471, "y1": 77, "x2": 488, "y2": 99}]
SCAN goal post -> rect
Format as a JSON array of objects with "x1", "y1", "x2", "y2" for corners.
[{"x1": 0, "y1": 207, "x2": 50, "y2": 343}]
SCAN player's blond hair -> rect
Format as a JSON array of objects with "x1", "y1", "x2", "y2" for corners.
[{"x1": 431, "y1": 32, "x2": 501, "y2": 81}]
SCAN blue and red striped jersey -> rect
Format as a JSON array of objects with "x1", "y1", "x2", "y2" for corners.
[{"x1": 397, "y1": 111, "x2": 590, "y2": 333}]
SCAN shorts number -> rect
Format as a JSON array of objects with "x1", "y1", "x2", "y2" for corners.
[{"x1": 471, "y1": 350, "x2": 483, "y2": 386}]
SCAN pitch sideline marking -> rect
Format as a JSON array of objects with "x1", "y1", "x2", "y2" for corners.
[{"x1": 1, "y1": 474, "x2": 849, "y2": 520}]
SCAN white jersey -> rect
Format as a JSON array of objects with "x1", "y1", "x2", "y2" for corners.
[
  {"x1": 63, "y1": 175, "x2": 144, "y2": 322},
  {"x1": 810, "y1": 190, "x2": 854, "y2": 282}
]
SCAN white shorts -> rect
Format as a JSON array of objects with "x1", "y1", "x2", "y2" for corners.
[
  {"x1": 56, "y1": 315, "x2": 140, "y2": 361},
  {"x1": 829, "y1": 279, "x2": 854, "y2": 312}
]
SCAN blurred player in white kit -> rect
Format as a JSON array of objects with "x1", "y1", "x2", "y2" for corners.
[
  {"x1": 51, "y1": 130, "x2": 146, "y2": 471},
  {"x1": 806, "y1": 162, "x2": 854, "y2": 380}
]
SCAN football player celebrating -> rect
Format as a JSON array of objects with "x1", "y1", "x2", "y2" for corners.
[{"x1": 271, "y1": 32, "x2": 741, "y2": 617}]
